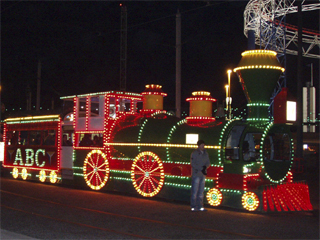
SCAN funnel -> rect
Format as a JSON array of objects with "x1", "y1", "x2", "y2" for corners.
[{"x1": 234, "y1": 50, "x2": 285, "y2": 120}]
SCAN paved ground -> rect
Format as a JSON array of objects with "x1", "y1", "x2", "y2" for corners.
[
  {"x1": 1, "y1": 174, "x2": 319, "y2": 240},
  {"x1": 1, "y1": 229, "x2": 39, "y2": 240},
  {"x1": 1, "y1": 146, "x2": 318, "y2": 239}
]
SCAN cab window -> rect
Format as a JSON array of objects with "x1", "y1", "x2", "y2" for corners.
[{"x1": 225, "y1": 125, "x2": 245, "y2": 161}]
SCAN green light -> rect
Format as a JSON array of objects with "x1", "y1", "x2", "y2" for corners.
[{"x1": 166, "y1": 119, "x2": 187, "y2": 162}]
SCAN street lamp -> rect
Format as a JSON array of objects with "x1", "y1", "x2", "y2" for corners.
[
  {"x1": 227, "y1": 69, "x2": 232, "y2": 119},
  {"x1": 225, "y1": 84, "x2": 229, "y2": 119}
]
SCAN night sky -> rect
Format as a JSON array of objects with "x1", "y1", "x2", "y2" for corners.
[{"x1": 1, "y1": 1, "x2": 319, "y2": 116}]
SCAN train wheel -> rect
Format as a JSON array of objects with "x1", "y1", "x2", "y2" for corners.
[
  {"x1": 83, "y1": 150, "x2": 109, "y2": 190},
  {"x1": 242, "y1": 192, "x2": 260, "y2": 211},
  {"x1": 12, "y1": 167, "x2": 19, "y2": 179},
  {"x1": 49, "y1": 171, "x2": 58, "y2": 184},
  {"x1": 39, "y1": 170, "x2": 46, "y2": 182},
  {"x1": 21, "y1": 168, "x2": 28, "y2": 180},
  {"x1": 206, "y1": 188, "x2": 223, "y2": 206},
  {"x1": 131, "y1": 151, "x2": 165, "y2": 197}
]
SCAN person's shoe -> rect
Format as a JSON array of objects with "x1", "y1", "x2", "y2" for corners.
[
  {"x1": 191, "y1": 208, "x2": 197, "y2": 212},
  {"x1": 199, "y1": 207, "x2": 207, "y2": 211}
]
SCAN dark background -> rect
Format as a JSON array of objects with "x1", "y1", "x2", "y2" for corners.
[{"x1": 1, "y1": 0, "x2": 319, "y2": 116}]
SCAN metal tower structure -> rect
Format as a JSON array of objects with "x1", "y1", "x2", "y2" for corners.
[
  {"x1": 244, "y1": 0, "x2": 320, "y2": 59},
  {"x1": 120, "y1": 4, "x2": 127, "y2": 91}
]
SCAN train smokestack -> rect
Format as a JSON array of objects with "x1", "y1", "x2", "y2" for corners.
[
  {"x1": 141, "y1": 84, "x2": 167, "y2": 115},
  {"x1": 185, "y1": 91, "x2": 216, "y2": 125},
  {"x1": 186, "y1": 91, "x2": 216, "y2": 117},
  {"x1": 233, "y1": 50, "x2": 285, "y2": 120}
]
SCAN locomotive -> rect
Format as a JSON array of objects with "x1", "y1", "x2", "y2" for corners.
[{"x1": 2, "y1": 50, "x2": 313, "y2": 212}]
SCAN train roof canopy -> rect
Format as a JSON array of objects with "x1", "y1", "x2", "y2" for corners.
[{"x1": 60, "y1": 91, "x2": 142, "y2": 100}]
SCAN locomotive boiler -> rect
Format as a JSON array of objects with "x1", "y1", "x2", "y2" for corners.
[{"x1": 2, "y1": 50, "x2": 313, "y2": 212}]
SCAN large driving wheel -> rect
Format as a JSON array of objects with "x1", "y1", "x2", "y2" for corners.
[
  {"x1": 83, "y1": 150, "x2": 109, "y2": 190},
  {"x1": 131, "y1": 151, "x2": 165, "y2": 197}
]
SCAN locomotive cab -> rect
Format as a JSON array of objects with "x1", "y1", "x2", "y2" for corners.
[{"x1": 222, "y1": 121, "x2": 293, "y2": 182}]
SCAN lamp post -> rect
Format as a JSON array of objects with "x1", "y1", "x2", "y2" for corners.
[
  {"x1": 227, "y1": 69, "x2": 232, "y2": 119},
  {"x1": 225, "y1": 84, "x2": 229, "y2": 119}
]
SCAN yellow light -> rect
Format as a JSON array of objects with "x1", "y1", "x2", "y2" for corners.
[
  {"x1": 233, "y1": 65, "x2": 285, "y2": 72},
  {"x1": 21, "y1": 168, "x2": 28, "y2": 180},
  {"x1": 145, "y1": 84, "x2": 162, "y2": 89},
  {"x1": 76, "y1": 131, "x2": 104, "y2": 134},
  {"x1": 50, "y1": 171, "x2": 58, "y2": 184},
  {"x1": 5, "y1": 115, "x2": 60, "y2": 122},
  {"x1": 186, "y1": 97, "x2": 216, "y2": 102},
  {"x1": 206, "y1": 188, "x2": 223, "y2": 206},
  {"x1": 242, "y1": 192, "x2": 260, "y2": 211},
  {"x1": 106, "y1": 142, "x2": 220, "y2": 149},
  {"x1": 241, "y1": 49, "x2": 277, "y2": 56},
  {"x1": 185, "y1": 116, "x2": 215, "y2": 120},
  {"x1": 192, "y1": 91, "x2": 210, "y2": 96},
  {"x1": 225, "y1": 85, "x2": 229, "y2": 99},
  {"x1": 39, "y1": 170, "x2": 46, "y2": 182},
  {"x1": 12, "y1": 167, "x2": 19, "y2": 179}
]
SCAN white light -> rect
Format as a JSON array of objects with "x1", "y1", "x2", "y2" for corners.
[
  {"x1": 303, "y1": 144, "x2": 308, "y2": 150},
  {"x1": 186, "y1": 134, "x2": 199, "y2": 144},
  {"x1": 243, "y1": 166, "x2": 250, "y2": 173},
  {"x1": 286, "y1": 101, "x2": 296, "y2": 121},
  {"x1": 226, "y1": 97, "x2": 232, "y2": 105}
]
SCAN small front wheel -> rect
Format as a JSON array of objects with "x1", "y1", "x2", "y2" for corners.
[
  {"x1": 206, "y1": 188, "x2": 223, "y2": 206},
  {"x1": 242, "y1": 192, "x2": 260, "y2": 211}
]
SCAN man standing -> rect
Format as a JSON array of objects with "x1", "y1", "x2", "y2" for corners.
[{"x1": 190, "y1": 139, "x2": 210, "y2": 211}]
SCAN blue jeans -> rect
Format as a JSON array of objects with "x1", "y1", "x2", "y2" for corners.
[{"x1": 190, "y1": 175, "x2": 206, "y2": 209}]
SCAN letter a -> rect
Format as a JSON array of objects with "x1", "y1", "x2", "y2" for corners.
[{"x1": 13, "y1": 148, "x2": 24, "y2": 166}]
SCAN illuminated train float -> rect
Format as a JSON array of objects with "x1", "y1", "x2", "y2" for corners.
[{"x1": 3, "y1": 50, "x2": 313, "y2": 212}]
